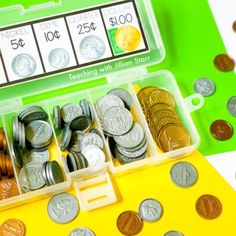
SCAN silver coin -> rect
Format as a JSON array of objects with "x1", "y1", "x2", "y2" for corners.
[
  {"x1": 12, "y1": 53, "x2": 37, "y2": 77},
  {"x1": 227, "y1": 96, "x2": 236, "y2": 117},
  {"x1": 19, "y1": 162, "x2": 45, "y2": 191},
  {"x1": 103, "y1": 106, "x2": 133, "y2": 136},
  {"x1": 81, "y1": 133, "x2": 104, "y2": 151},
  {"x1": 48, "y1": 192, "x2": 79, "y2": 224},
  {"x1": 95, "y1": 94, "x2": 124, "y2": 119},
  {"x1": 25, "y1": 120, "x2": 53, "y2": 148},
  {"x1": 54, "y1": 106, "x2": 62, "y2": 129},
  {"x1": 11, "y1": 142, "x2": 23, "y2": 168},
  {"x1": 61, "y1": 103, "x2": 83, "y2": 124},
  {"x1": 69, "y1": 115, "x2": 91, "y2": 132},
  {"x1": 23, "y1": 149, "x2": 50, "y2": 165},
  {"x1": 69, "y1": 227, "x2": 95, "y2": 236},
  {"x1": 114, "y1": 122, "x2": 144, "y2": 149},
  {"x1": 139, "y1": 198, "x2": 163, "y2": 222},
  {"x1": 48, "y1": 48, "x2": 70, "y2": 69},
  {"x1": 79, "y1": 35, "x2": 105, "y2": 61},
  {"x1": 170, "y1": 162, "x2": 198, "y2": 188},
  {"x1": 45, "y1": 161, "x2": 64, "y2": 185},
  {"x1": 164, "y1": 231, "x2": 184, "y2": 236},
  {"x1": 68, "y1": 131, "x2": 85, "y2": 153},
  {"x1": 60, "y1": 125, "x2": 72, "y2": 151},
  {"x1": 108, "y1": 88, "x2": 132, "y2": 109},
  {"x1": 82, "y1": 145, "x2": 106, "y2": 167},
  {"x1": 193, "y1": 78, "x2": 216, "y2": 97},
  {"x1": 12, "y1": 117, "x2": 19, "y2": 143}
]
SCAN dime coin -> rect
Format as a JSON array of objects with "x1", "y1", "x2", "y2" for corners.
[
  {"x1": 117, "y1": 211, "x2": 143, "y2": 235},
  {"x1": 69, "y1": 227, "x2": 95, "y2": 236},
  {"x1": 19, "y1": 162, "x2": 45, "y2": 191},
  {"x1": 22, "y1": 149, "x2": 50, "y2": 165},
  {"x1": 164, "y1": 231, "x2": 184, "y2": 236},
  {"x1": 48, "y1": 192, "x2": 79, "y2": 224},
  {"x1": 196, "y1": 194, "x2": 222, "y2": 219},
  {"x1": 115, "y1": 26, "x2": 141, "y2": 51},
  {"x1": 12, "y1": 53, "x2": 37, "y2": 77},
  {"x1": 82, "y1": 145, "x2": 105, "y2": 167},
  {"x1": 61, "y1": 103, "x2": 83, "y2": 124},
  {"x1": 0, "y1": 179, "x2": 19, "y2": 200},
  {"x1": 103, "y1": 106, "x2": 133, "y2": 136},
  {"x1": 81, "y1": 133, "x2": 104, "y2": 150},
  {"x1": 214, "y1": 54, "x2": 235, "y2": 72},
  {"x1": 0, "y1": 219, "x2": 25, "y2": 236},
  {"x1": 80, "y1": 35, "x2": 105, "y2": 61},
  {"x1": 157, "y1": 124, "x2": 191, "y2": 152},
  {"x1": 139, "y1": 198, "x2": 163, "y2": 222},
  {"x1": 193, "y1": 78, "x2": 216, "y2": 97},
  {"x1": 210, "y1": 120, "x2": 233, "y2": 141},
  {"x1": 227, "y1": 96, "x2": 236, "y2": 117},
  {"x1": 48, "y1": 48, "x2": 70, "y2": 69},
  {"x1": 108, "y1": 88, "x2": 132, "y2": 109},
  {"x1": 170, "y1": 162, "x2": 198, "y2": 188}
]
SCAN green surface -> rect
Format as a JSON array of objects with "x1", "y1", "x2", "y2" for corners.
[{"x1": 0, "y1": 0, "x2": 235, "y2": 156}]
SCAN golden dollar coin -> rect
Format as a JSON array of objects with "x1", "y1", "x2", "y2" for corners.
[
  {"x1": 148, "y1": 104, "x2": 176, "y2": 122},
  {"x1": 115, "y1": 26, "x2": 142, "y2": 51}
]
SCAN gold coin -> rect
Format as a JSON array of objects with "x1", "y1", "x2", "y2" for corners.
[
  {"x1": 115, "y1": 26, "x2": 142, "y2": 51},
  {"x1": 157, "y1": 124, "x2": 191, "y2": 152},
  {"x1": 148, "y1": 104, "x2": 176, "y2": 121}
]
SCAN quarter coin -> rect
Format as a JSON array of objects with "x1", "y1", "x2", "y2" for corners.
[
  {"x1": 227, "y1": 96, "x2": 236, "y2": 117},
  {"x1": 48, "y1": 48, "x2": 70, "y2": 69},
  {"x1": 0, "y1": 179, "x2": 19, "y2": 200},
  {"x1": 139, "y1": 198, "x2": 163, "y2": 222},
  {"x1": 214, "y1": 54, "x2": 235, "y2": 72},
  {"x1": 164, "y1": 231, "x2": 184, "y2": 236},
  {"x1": 210, "y1": 120, "x2": 233, "y2": 141},
  {"x1": 193, "y1": 78, "x2": 216, "y2": 97},
  {"x1": 81, "y1": 133, "x2": 104, "y2": 150},
  {"x1": 170, "y1": 162, "x2": 198, "y2": 188},
  {"x1": 108, "y1": 88, "x2": 132, "y2": 109},
  {"x1": 69, "y1": 227, "x2": 95, "y2": 236},
  {"x1": 0, "y1": 219, "x2": 25, "y2": 236},
  {"x1": 82, "y1": 145, "x2": 105, "y2": 167},
  {"x1": 48, "y1": 192, "x2": 79, "y2": 224},
  {"x1": 196, "y1": 194, "x2": 222, "y2": 219},
  {"x1": 12, "y1": 53, "x2": 36, "y2": 77},
  {"x1": 117, "y1": 211, "x2": 143, "y2": 235}
]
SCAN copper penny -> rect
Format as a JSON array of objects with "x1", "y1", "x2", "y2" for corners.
[
  {"x1": 117, "y1": 211, "x2": 143, "y2": 235},
  {"x1": 0, "y1": 129, "x2": 7, "y2": 152},
  {"x1": 0, "y1": 152, "x2": 7, "y2": 176},
  {"x1": 196, "y1": 194, "x2": 222, "y2": 220},
  {"x1": 6, "y1": 155, "x2": 14, "y2": 178},
  {"x1": 214, "y1": 54, "x2": 235, "y2": 72},
  {"x1": 210, "y1": 120, "x2": 233, "y2": 141},
  {"x1": 233, "y1": 21, "x2": 236, "y2": 33},
  {"x1": 0, "y1": 179, "x2": 19, "y2": 200},
  {"x1": 0, "y1": 219, "x2": 25, "y2": 236}
]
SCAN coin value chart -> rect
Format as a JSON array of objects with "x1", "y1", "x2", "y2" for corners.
[{"x1": 0, "y1": 0, "x2": 148, "y2": 87}]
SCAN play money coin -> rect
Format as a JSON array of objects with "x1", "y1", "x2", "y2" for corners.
[
  {"x1": 69, "y1": 227, "x2": 95, "y2": 236},
  {"x1": 164, "y1": 231, "x2": 184, "y2": 236},
  {"x1": 0, "y1": 219, "x2": 25, "y2": 236},
  {"x1": 139, "y1": 198, "x2": 163, "y2": 222},
  {"x1": 48, "y1": 192, "x2": 79, "y2": 224},
  {"x1": 196, "y1": 194, "x2": 222, "y2": 219},
  {"x1": 214, "y1": 54, "x2": 235, "y2": 72},
  {"x1": 48, "y1": 48, "x2": 70, "y2": 69},
  {"x1": 210, "y1": 120, "x2": 233, "y2": 141},
  {"x1": 227, "y1": 96, "x2": 236, "y2": 117},
  {"x1": 193, "y1": 78, "x2": 216, "y2": 97},
  {"x1": 0, "y1": 179, "x2": 19, "y2": 200},
  {"x1": 115, "y1": 26, "x2": 141, "y2": 51},
  {"x1": 170, "y1": 162, "x2": 198, "y2": 188},
  {"x1": 80, "y1": 35, "x2": 105, "y2": 61}
]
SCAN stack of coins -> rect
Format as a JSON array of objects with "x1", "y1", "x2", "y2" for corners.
[
  {"x1": 95, "y1": 88, "x2": 147, "y2": 165},
  {"x1": 54, "y1": 100, "x2": 106, "y2": 172},
  {"x1": 12, "y1": 106, "x2": 64, "y2": 193},
  {"x1": 0, "y1": 128, "x2": 19, "y2": 200},
  {"x1": 137, "y1": 86, "x2": 191, "y2": 152}
]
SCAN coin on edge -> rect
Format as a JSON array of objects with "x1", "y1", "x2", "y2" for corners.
[
  {"x1": 0, "y1": 219, "x2": 25, "y2": 236},
  {"x1": 196, "y1": 194, "x2": 222, "y2": 220},
  {"x1": 117, "y1": 211, "x2": 143, "y2": 235},
  {"x1": 210, "y1": 120, "x2": 233, "y2": 141}
]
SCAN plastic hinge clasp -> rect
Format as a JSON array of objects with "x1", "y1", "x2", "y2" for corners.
[
  {"x1": 73, "y1": 171, "x2": 117, "y2": 211},
  {"x1": 184, "y1": 93, "x2": 204, "y2": 113}
]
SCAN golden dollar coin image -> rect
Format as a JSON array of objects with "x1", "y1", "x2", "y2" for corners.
[{"x1": 115, "y1": 26, "x2": 142, "y2": 51}]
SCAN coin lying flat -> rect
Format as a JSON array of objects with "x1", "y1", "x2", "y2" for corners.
[
  {"x1": 210, "y1": 120, "x2": 233, "y2": 141},
  {"x1": 69, "y1": 227, "x2": 95, "y2": 236},
  {"x1": 80, "y1": 35, "x2": 105, "y2": 61},
  {"x1": 48, "y1": 192, "x2": 79, "y2": 224},
  {"x1": 81, "y1": 133, "x2": 104, "y2": 150},
  {"x1": 164, "y1": 231, "x2": 184, "y2": 236},
  {"x1": 0, "y1": 179, "x2": 19, "y2": 200},
  {"x1": 22, "y1": 149, "x2": 50, "y2": 165},
  {"x1": 227, "y1": 96, "x2": 236, "y2": 117},
  {"x1": 194, "y1": 78, "x2": 216, "y2": 97},
  {"x1": 170, "y1": 162, "x2": 198, "y2": 188},
  {"x1": 108, "y1": 88, "x2": 132, "y2": 109},
  {"x1": 115, "y1": 26, "x2": 141, "y2": 51},
  {"x1": 12, "y1": 53, "x2": 37, "y2": 77},
  {"x1": 117, "y1": 211, "x2": 143, "y2": 235},
  {"x1": 196, "y1": 194, "x2": 222, "y2": 219},
  {"x1": 139, "y1": 198, "x2": 163, "y2": 222},
  {"x1": 61, "y1": 103, "x2": 83, "y2": 124},
  {"x1": 214, "y1": 54, "x2": 235, "y2": 72},
  {"x1": 0, "y1": 219, "x2": 25, "y2": 236},
  {"x1": 48, "y1": 48, "x2": 70, "y2": 69}
]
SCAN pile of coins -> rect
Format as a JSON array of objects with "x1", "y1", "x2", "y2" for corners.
[
  {"x1": 0, "y1": 128, "x2": 19, "y2": 200},
  {"x1": 54, "y1": 101, "x2": 106, "y2": 172},
  {"x1": 12, "y1": 106, "x2": 64, "y2": 193},
  {"x1": 137, "y1": 86, "x2": 191, "y2": 152},
  {"x1": 95, "y1": 88, "x2": 147, "y2": 164}
]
